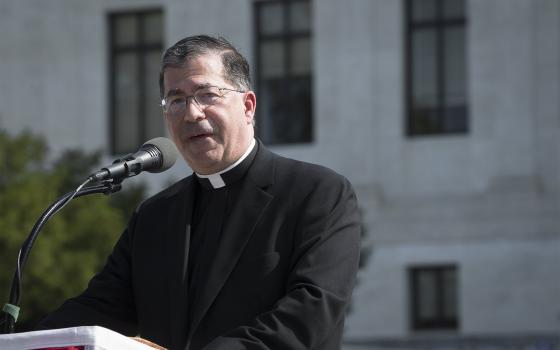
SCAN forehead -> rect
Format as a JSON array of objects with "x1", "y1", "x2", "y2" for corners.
[{"x1": 163, "y1": 53, "x2": 226, "y2": 94}]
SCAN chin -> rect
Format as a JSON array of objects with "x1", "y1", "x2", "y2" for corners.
[{"x1": 187, "y1": 152, "x2": 224, "y2": 174}]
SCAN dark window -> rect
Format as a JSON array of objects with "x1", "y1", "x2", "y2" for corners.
[
  {"x1": 409, "y1": 265, "x2": 459, "y2": 330},
  {"x1": 254, "y1": 0, "x2": 313, "y2": 144},
  {"x1": 405, "y1": 0, "x2": 468, "y2": 136},
  {"x1": 109, "y1": 9, "x2": 164, "y2": 154}
]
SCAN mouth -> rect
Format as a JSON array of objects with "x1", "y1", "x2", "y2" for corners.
[{"x1": 187, "y1": 131, "x2": 213, "y2": 141}]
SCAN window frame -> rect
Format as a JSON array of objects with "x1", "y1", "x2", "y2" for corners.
[
  {"x1": 404, "y1": 0, "x2": 468, "y2": 136},
  {"x1": 108, "y1": 8, "x2": 164, "y2": 155},
  {"x1": 409, "y1": 264, "x2": 459, "y2": 331},
  {"x1": 253, "y1": 0, "x2": 313, "y2": 145}
]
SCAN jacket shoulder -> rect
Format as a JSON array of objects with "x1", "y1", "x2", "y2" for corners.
[
  {"x1": 135, "y1": 176, "x2": 191, "y2": 212},
  {"x1": 273, "y1": 153, "x2": 351, "y2": 188}
]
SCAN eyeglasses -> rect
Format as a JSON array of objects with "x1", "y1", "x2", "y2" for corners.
[{"x1": 161, "y1": 86, "x2": 246, "y2": 119}]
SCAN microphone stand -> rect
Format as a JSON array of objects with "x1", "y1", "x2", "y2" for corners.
[{"x1": 0, "y1": 180, "x2": 122, "y2": 334}]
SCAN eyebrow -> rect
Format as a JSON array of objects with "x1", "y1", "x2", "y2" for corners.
[
  {"x1": 165, "y1": 88, "x2": 184, "y2": 98},
  {"x1": 165, "y1": 83, "x2": 214, "y2": 98}
]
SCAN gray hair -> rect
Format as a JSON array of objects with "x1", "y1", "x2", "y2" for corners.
[{"x1": 159, "y1": 35, "x2": 252, "y2": 98}]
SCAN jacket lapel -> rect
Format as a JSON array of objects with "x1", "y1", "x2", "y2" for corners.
[
  {"x1": 187, "y1": 142, "x2": 275, "y2": 341},
  {"x1": 164, "y1": 177, "x2": 196, "y2": 350}
]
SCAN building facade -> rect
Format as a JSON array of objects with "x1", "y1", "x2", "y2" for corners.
[{"x1": 1, "y1": 0, "x2": 559, "y2": 348}]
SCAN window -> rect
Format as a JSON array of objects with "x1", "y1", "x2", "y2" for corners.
[
  {"x1": 254, "y1": 0, "x2": 313, "y2": 144},
  {"x1": 405, "y1": 0, "x2": 468, "y2": 136},
  {"x1": 109, "y1": 9, "x2": 164, "y2": 154},
  {"x1": 409, "y1": 265, "x2": 459, "y2": 330}
]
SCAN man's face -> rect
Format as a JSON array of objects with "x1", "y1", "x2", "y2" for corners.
[{"x1": 162, "y1": 52, "x2": 256, "y2": 174}]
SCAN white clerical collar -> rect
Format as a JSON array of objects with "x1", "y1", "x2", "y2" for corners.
[{"x1": 195, "y1": 138, "x2": 256, "y2": 189}]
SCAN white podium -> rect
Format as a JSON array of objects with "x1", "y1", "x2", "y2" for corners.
[{"x1": 0, "y1": 326, "x2": 159, "y2": 350}]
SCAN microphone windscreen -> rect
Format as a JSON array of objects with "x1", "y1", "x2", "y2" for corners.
[{"x1": 143, "y1": 137, "x2": 178, "y2": 173}]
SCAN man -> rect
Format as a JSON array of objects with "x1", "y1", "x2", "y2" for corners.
[{"x1": 38, "y1": 35, "x2": 361, "y2": 350}]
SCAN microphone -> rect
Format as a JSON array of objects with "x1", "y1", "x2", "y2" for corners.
[{"x1": 89, "y1": 137, "x2": 178, "y2": 182}]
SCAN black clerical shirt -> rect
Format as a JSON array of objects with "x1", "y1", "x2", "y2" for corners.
[{"x1": 187, "y1": 140, "x2": 258, "y2": 325}]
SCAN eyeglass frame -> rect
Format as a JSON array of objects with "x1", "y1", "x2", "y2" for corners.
[{"x1": 160, "y1": 85, "x2": 246, "y2": 118}]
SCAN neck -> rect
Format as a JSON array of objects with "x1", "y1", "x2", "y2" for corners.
[{"x1": 195, "y1": 138, "x2": 256, "y2": 176}]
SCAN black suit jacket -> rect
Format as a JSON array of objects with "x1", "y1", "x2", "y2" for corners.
[{"x1": 38, "y1": 142, "x2": 362, "y2": 350}]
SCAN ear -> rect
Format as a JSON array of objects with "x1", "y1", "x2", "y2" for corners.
[{"x1": 243, "y1": 91, "x2": 257, "y2": 125}]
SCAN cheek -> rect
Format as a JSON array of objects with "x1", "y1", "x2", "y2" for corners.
[
  {"x1": 167, "y1": 119, "x2": 181, "y2": 137},
  {"x1": 164, "y1": 116, "x2": 174, "y2": 132},
  {"x1": 166, "y1": 122, "x2": 184, "y2": 149}
]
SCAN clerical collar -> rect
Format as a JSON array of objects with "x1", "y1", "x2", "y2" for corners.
[{"x1": 195, "y1": 139, "x2": 257, "y2": 189}]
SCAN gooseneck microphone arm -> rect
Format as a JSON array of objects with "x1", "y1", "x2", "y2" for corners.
[{"x1": 1, "y1": 180, "x2": 122, "y2": 334}]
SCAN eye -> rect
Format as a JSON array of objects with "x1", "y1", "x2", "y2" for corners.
[
  {"x1": 204, "y1": 90, "x2": 220, "y2": 97},
  {"x1": 168, "y1": 96, "x2": 187, "y2": 106},
  {"x1": 200, "y1": 90, "x2": 220, "y2": 98},
  {"x1": 196, "y1": 90, "x2": 221, "y2": 105}
]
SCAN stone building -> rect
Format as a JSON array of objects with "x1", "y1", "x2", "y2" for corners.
[{"x1": 1, "y1": 0, "x2": 559, "y2": 348}]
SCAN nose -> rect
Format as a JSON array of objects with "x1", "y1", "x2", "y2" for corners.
[{"x1": 183, "y1": 98, "x2": 205, "y2": 122}]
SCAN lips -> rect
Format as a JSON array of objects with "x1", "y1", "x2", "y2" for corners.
[
  {"x1": 189, "y1": 132, "x2": 211, "y2": 139},
  {"x1": 186, "y1": 128, "x2": 214, "y2": 141}
]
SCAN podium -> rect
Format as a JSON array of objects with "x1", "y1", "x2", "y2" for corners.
[{"x1": 0, "y1": 326, "x2": 160, "y2": 350}]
